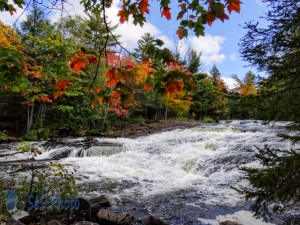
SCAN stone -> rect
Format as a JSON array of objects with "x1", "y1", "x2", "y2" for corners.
[
  {"x1": 5, "y1": 218, "x2": 25, "y2": 225},
  {"x1": 74, "y1": 198, "x2": 92, "y2": 221},
  {"x1": 219, "y1": 221, "x2": 242, "y2": 225},
  {"x1": 96, "y1": 209, "x2": 118, "y2": 224},
  {"x1": 47, "y1": 220, "x2": 63, "y2": 225},
  {"x1": 96, "y1": 209, "x2": 134, "y2": 225},
  {"x1": 74, "y1": 221, "x2": 99, "y2": 225},
  {"x1": 144, "y1": 214, "x2": 168, "y2": 225},
  {"x1": 11, "y1": 210, "x2": 28, "y2": 221},
  {"x1": 89, "y1": 195, "x2": 111, "y2": 217},
  {"x1": 117, "y1": 214, "x2": 134, "y2": 225}
]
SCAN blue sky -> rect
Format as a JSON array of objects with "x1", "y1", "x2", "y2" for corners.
[{"x1": 0, "y1": 0, "x2": 269, "y2": 88}]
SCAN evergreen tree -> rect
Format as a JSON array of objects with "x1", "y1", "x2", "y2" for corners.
[
  {"x1": 210, "y1": 64, "x2": 220, "y2": 85},
  {"x1": 187, "y1": 49, "x2": 201, "y2": 74},
  {"x1": 133, "y1": 32, "x2": 156, "y2": 59},
  {"x1": 239, "y1": 0, "x2": 300, "y2": 216},
  {"x1": 58, "y1": 12, "x2": 119, "y2": 52}
]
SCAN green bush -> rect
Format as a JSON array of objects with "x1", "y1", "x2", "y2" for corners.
[
  {"x1": 202, "y1": 116, "x2": 215, "y2": 123},
  {"x1": 0, "y1": 130, "x2": 8, "y2": 141}
]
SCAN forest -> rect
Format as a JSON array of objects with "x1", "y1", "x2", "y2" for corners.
[{"x1": 0, "y1": 0, "x2": 299, "y2": 224}]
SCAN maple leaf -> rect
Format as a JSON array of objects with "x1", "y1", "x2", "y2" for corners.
[
  {"x1": 161, "y1": 8, "x2": 171, "y2": 20},
  {"x1": 76, "y1": 51, "x2": 84, "y2": 57},
  {"x1": 176, "y1": 28, "x2": 184, "y2": 40},
  {"x1": 40, "y1": 96, "x2": 53, "y2": 103},
  {"x1": 226, "y1": 0, "x2": 241, "y2": 13},
  {"x1": 139, "y1": 0, "x2": 149, "y2": 14},
  {"x1": 106, "y1": 68, "x2": 118, "y2": 87},
  {"x1": 117, "y1": 7, "x2": 128, "y2": 23},
  {"x1": 206, "y1": 13, "x2": 216, "y2": 26},
  {"x1": 166, "y1": 81, "x2": 184, "y2": 95},
  {"x1": 87, "y1": 55, "x2": 98, "y2": 64},
  {"x1": 9, "y1": 9, "x2": 15, "y2": 16},
  {"x1": 54, "y1": 92, "x2": 59, "y2": 99},
  {"x1": 144, "y1": 84, "x2": 152, "y2": 91},
  {"x1": 70, "y1": 58, "x2": 86, "y2": 72}
]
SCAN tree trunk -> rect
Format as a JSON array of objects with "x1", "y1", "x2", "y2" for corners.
[{"x1": 27, "y1": 105, "x2": 34, "y2": 133}]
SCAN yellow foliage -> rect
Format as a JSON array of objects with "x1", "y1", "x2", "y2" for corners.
[
  {"x1": 163, "y1": 91, "x2": 193, "y2": 116},
  {"x1": 0, "y1": 21, "x2": 21, "y2": 49},
  {"x1": 134, "y1": 62, "x2": 154, "y2": 84}
]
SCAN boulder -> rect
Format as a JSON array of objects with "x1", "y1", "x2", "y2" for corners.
[
  {"x1": 144, "y1": 214, "x2": 168, "y2": 225},
  {"x1": 96, "y1": 209, "x2": 134, "y2": 225},
  {"x1": 73, "y1": 198, "x2": 92, "y2": 222},
  {"x1": 47, "y1": 220, "x2": 64, "y2": 225},
  {"x1": 89, "y1": 195, "x2": 110, "y2": 217},
  {"x1": 74, "y1": 221, "x2": 99, "y2": 225},
  {"x1": 219, "y1": 221, "x2": 242, "y2": 225},
  {"x1": 6, "y1": 218, "x2": 25, "y2": 225}
]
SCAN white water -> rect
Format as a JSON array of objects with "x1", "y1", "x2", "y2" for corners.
[{"x1": 1, "y1": 120, "x2": 297, "y2": 224}]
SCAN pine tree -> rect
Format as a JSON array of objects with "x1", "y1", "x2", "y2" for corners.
[
  {"x1": 210, "y1": 64, "x2": 220, "y2": 86},
  {"x1": 239, "y1": 0, "x2": 300, "y2": 216},
  {"x1": 187, "y1": 49, "x2": 201, "y2": 74}
]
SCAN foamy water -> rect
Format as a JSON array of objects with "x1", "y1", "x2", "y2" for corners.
[{"x1": 0, "y1": 120, "x2": 296, "y2": 224}]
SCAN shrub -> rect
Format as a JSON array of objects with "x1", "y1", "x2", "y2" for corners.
[{"x1": 202, "y1": 116, "x2": 215, "y2": 123}]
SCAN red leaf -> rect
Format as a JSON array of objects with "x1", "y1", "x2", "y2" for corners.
[
  {"x1": 206, "y1": 13, "x2": 216, "y2": 26},
  {"x1": 166, "y1": 81, "x2": 184, "y2": 95},
  {"x1": 117, "y1": 8, "x2": 128, "y2": 23},
  {"x1": 76, "y1": 51, "x2": 84, "y2": 57},
  {"x1": 70, "y1": 58, "x2": 86, "y2": 72},
  {"x1": 54, "y1": 92, "x2": 59, "y2": 99},
  {"x1": 144, "y1": 84, "x2": 152, "y2": 91},
  {"x1": 87, "y1": 55, "x2": 98, "y2": 64},
  {"x1": 9, "y1": 9, "x2": 15, "y2": 16},
  {"x1": 106, "y1": 68, "x2": 118, "y2": 87},
  {"x1": 139, "y1": 0, "x2": 149, "y2": 14},
  {"x1": 161, "y1": 8, "x2": 171, "y2": 20},
  {"x1": 227, "y1": 0, "x2": 241, "y2": 13}
]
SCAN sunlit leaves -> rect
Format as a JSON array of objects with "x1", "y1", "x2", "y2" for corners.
[
  {"x1": 226, "y1": 0, "x2": 241, "y2": 13},
  {"x1": 161, "y1": 7, "x2": 171, "y2": 20},
  {"x1": 106, "y1": 68, "x2": 118, "y2": 88},
  {"x1": 166, "y1": 81, "x2": 184, "y2": 95},
  {"x1": 70, "y1": 58, "x2": 86, "y2": 72}
]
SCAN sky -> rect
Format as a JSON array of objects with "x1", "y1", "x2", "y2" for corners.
[{"x1": 0, "y1": 0, "x2": 270, "y2": 88}]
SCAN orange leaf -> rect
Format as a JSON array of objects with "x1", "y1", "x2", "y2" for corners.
[
  {"x1": 99, "y1": 97, "x2": 104, "y2": 104},
  {"x1": 91, "y1": 103, "x2": 95, "y2": 110},
  {"x1": 117, "y1": 8, "x2": 128, "y2": 23},
  {"x1": 176, "y1": 28, "x2": 184, "y2": 40},
  {"x1": 40, "y1": 96, "x2": 53, "y2": 103},
  {"x1": 76, "y1": 51, "x2": 84, "y2": 57},
  {"x1": 139, "y1": 0, "x2": 149, "y2": 14},
  {"x1": 166, "y1": 81, "x2": 184, "y2": 95},
  {"x1": 95, "y1": 88, "x2": 102, "y2": 93},
  {"x1": 227, "y1": 0, "x2": 241, "y2": 13},
  {"x1": 144, "y1": 84, "x2": 152, "y2": 91},
  {"x1": 54, "y1": 92, "x2": 59, "y2": 99},
  {"x1": 106, "y1": 68, "x2": 118, "y2": 87},
  {"x1": 161, "y1": 8, "x2": 171, "y2": 20},
  {"x1": 70, "y1": 58, "x2": 86, "y2": 72}
]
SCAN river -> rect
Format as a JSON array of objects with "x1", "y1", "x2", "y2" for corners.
[{"x1": 1, "y1": 120, "x2": 299, "y2": 224}]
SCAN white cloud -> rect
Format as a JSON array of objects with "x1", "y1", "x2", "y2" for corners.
[
  {"x1": 222, "y1": 77, "x2": 237, "y2": 89},
  {"x1": 187, "y1": 35, "x2": 226, "y2": 66},
  {"x1": 105, "y1": 0, "x2": 173, "y2": 50},
  {"x1": 228, "y1": 53, "x2": 237, "y2": 61}
]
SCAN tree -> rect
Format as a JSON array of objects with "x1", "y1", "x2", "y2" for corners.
[
  {"x1": 58, "y1": 13, "x2": 119, "y2": 52},
  {"x1": 2, "y1": 0, "x2": 241, "y2": 39},
  {"x1": 238, "y1": 0, "x2": 300, "y2": 216},
  {"x1": 210, "y1": 64, "x2": 221, "y2": 85},
  {"x1": 187, "y1": 49, "x2": 201, "y2": 74}
]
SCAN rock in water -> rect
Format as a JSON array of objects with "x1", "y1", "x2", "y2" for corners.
[
  {"x1": 96, "y1": 209, "x2": 134, "y2": 225},
  {"x1": 74, "y1": 221, "x2": 99, "y2": 225},
  {"x1": 219, "y1": 221, "x2": 242, "y2": 225},
  {"x1": 47, "y1": 220, "x2": 63, "y2": 225},
  {"x1": 89, "y1": 195, "x2": 111, "y2": 218},
  {"x1": 144, "y1": 214, "x2": 168, "y2": 225}
]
